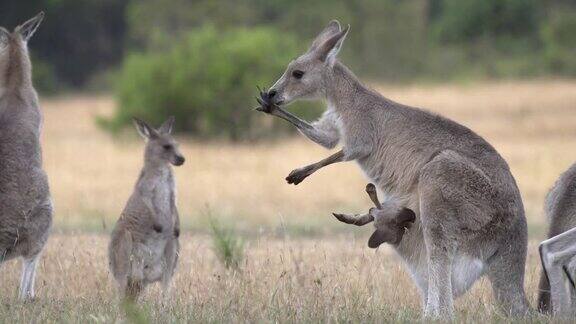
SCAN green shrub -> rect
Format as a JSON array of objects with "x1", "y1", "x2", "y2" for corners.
[
  {"x1": 432, "y1": 0, "x2": 541, "y2": 44},
  {"x1": 33, "y1": 57, "x2": 59, "y2": 95},
  {"x1": 209, "y1": 218, "x2": 244, "y2": 270},
  {"x1": 541, "y1": 10, "x2": 576, "y2": 75},
  {"x1": 106, "y1": 25, "x2": 322, "y2": 141}
]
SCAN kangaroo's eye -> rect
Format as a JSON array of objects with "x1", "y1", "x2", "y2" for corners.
[
  {"x1": 163, "y1": 144, "x2": 172, "y2": 150},
  {"x1": 292, "y1": 70, "x2": 304, "y2": 79}
]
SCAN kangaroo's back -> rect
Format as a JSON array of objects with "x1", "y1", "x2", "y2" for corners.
[
  {"x1": 0, "y1": 13, "x2": 51, "y2": 257},
  {"x1": 0, "y1": 12, "x2": 52, "y2": 301}
]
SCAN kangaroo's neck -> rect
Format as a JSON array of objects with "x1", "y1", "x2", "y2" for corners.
[
  {"x1": 5, "y1": 39, "x2": 33, "y2": 94},
  {"x1": 142, "y1": 159, "x2": 172, "y2": 177},
  {"x1": 324, "y1": 62, "x2": 367, "y2": 111}
]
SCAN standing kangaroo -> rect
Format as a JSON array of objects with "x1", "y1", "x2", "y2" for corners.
[
  {"x1": 0, "y1": 12, "x2": 52, "y2": 300},
  {"x1": 537, "y1": 164, "x2": 576, "y2": 315},
  {"x1": 109, "y1": 117, "x2": 184, "y2": 302},
  {"x1": 257, "y1": 21, "x2": 529, "y2": 317}
]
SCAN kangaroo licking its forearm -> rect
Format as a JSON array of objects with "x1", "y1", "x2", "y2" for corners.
[
  {"x1": 537, "y1": 163, "x2": 576, "y2": 316},
  {"x1": 0, "y1": 12, "x2": 53, "y2": 301},
  {"x1": 108, "y1": 117, "x2": 185, "y2": 303},
  {"x1": 333, "y1": 183, "x2": 415, "y2": 247},
  {"x1": 256, "y1": 20, "x2": 529, "y2": 318}
]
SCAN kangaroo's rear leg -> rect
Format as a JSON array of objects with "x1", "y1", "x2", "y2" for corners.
[
  {"x1": 19, "y1": 253, "x2": 40, "y2": 300},
  {"x1": 161, "y1": 239, "x2": 179, "y2": 301},
  {"x1": 111, "y1": 231, "x2": 136, "y2": 302},
  {"x1": 485, "y1": 220, "x2": 529, "y2": 316},
  {"x1": 423, "y1": 233, "x2": 455, "y2": 318},
  {"x1": 538, "y1": 268, "x2": 551, "y2": 313},
  {"x1": 540, "y1": 227, "x2": 576, "y2": 316},
  {"x1": 419, "y1": 184, "x2": 456, "y2": 317}
]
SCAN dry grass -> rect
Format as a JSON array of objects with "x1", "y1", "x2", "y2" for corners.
[
  {"x1": 0, "y1": 235, "x2": 547, "y2": 323},
  {"x1": 2, "y1": 80, "x2": 576, "y2": 322}
]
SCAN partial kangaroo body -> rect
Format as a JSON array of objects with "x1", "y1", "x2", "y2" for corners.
[
  {"x1": 0, "y1": 13, "x2": 52, "y2": 300},
  {"x1": 109, "y1": 117, "x2": 184, "y2": 302},
  {"x1": 257, "y1": 21, "x2": 529, "y2": 317},
  {"x1": 538, "y1": 163, "x2": 576, "y2": 316},
  {"x1": 333, "y1": 183, "x2": 416, "y2": 247}
]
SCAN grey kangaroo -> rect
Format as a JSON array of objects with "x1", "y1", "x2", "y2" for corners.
[
  {"x1": 0, "y1": 12, "x2": 52, "y2": 300},
  {"x1": 257, "y1": 20, "x2": 529, "y2": 317},
  {"x1": 109, "y1": 117, "x2": 184, "y2": 302},
  {"x1": 538, "y1": 164, "x2": 576, "y2": 316}
]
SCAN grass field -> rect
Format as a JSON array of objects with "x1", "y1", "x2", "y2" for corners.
[{"x1": 2, "y1": 80, "x2": 576, "y2": 322}]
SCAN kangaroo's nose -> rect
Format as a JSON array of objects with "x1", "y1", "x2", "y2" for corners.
[
  {"x1": 173, "y1": 155, "x2": 185, "y2": 166},
  {"x1": 268, "y1": 89, "x2": 277, "y2": 99}
]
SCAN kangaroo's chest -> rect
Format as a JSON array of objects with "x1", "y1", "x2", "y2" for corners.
[
  {"x1": 145, "y1": 170, "x2": 176, "y2": 221},
  {"x1": 152, "y1": 180, "x2": 175, "y2": 217}
]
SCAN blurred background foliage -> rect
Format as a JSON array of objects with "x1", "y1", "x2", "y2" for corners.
[{"x1": 2, "y1": 0, "x2": 576, "y2": 139}]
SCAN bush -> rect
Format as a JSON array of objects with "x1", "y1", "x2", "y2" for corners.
[
  {"x1": 209, "y1": 218, "x2": 244, "y2": 270},
  {"x1": 106, "y1": 26, "x2": 322, "y2": 141},
  {"x1": 541, "y1": 10, "x2": 576, "y2": 75},
  {"x1": 33, "y1": 57, "x2": 59, "y2": 95},
  {"x1": 432, "y1": 0, "x2": 541, "y2": 44}
]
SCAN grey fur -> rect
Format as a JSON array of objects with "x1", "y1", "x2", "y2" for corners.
[
  {"x1": 538, "y1": 164, "x2": 576, "y2": 314},
  {"x1": 108, "y1": 117, "x2": 184, "y2": 302},
  {"x1": 333, "y1": 183, "x2": 416, "y2": 247},
  {"x1": 258, "y1": 20, "x2": 529, "y2": 318},
  {"x1": 0, "y1": 12, "x2": 52, "y2": 300}
]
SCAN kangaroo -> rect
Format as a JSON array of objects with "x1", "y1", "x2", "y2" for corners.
[
  {"x1": 0, "y1": 12, "x2": 52, "y2": 300},
  {"x1": 109, "y1": 117, "x2": 184, "y2": 302},
  {"x1": 333, "y1": 183, "x2": 416, "y2": 247},
  {"x1": 256, "y1": 20, "x2": 529, "y2": 317},
  {"x1": 538, "y1": 164, "x2": 576, "y2": 316}
]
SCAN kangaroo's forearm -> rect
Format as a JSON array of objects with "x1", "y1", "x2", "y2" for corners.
[
  {"x1": 313, "y1": 149, "x2": 345, "y2": 170},
  {"x1": 298, "y1": 127, "x2": 339, "y2": 149},
  {"x1": 301, "y1": 150, "x2": 345, "y2": 175},
  {"x1": 273, "y1": 106, "x2": 339, "y2": 148},
  {"x1": 272, "y1": 105, "x2": 313, "y2": 130},
  {"x1": 286, "y1": 150, "x2": 346, "y2": 185}
]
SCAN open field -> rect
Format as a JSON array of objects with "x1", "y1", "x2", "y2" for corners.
[
  {"x1": 41, "y1": 80, "x2": 576, "y2": 238},
  {"x1": 2, "y1": 80, "x2": 576, "y2": 322}
]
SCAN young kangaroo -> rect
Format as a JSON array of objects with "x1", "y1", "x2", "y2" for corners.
[
  {"x1": 257, "y1": 21, "x2": 529, "y2": 317},
  {"x1": 333, "y1": 184, "x2": 415, "y2": 247},
  {"x1": 537, "y1": 164, "x2": 576, "y2": 316},
  {"x1": 109, "y1": 117, "x2": 185, "y2": 302},
  {"x1": 0, "y1": 12, "x2": 52, "y2": 300}
]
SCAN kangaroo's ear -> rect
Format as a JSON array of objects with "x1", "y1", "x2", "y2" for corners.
[
  {"x1": 158, "y1": 116, "x2": 175, "y2": 135},
  {"x1": 309, "y1": 20, "x2": 341, "y2": 52},
  {"x1": 133, "y1": 117, "x2": 159, "y2": 140},
  {"x1": 368, "y1": 228, "x2": 394, "y2": 249},
  {"x1": 314, "y1": 24, "x2": 349, "y2": 65},
  {"x1": 396, "y1": 208, "x2": 416, "y2": 224},
  {"x1": 16, "y1": 12, "x2": 44, "y2": 42}
]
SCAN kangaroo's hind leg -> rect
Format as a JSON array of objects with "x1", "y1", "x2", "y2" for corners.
[
  {"x1": 161, "y1": 238, "x2": 179, "y2": 301},
  {"x1": 19, "y1": 253, "x2": 40, "y2": 300},
  {"x1": 540, "y1": 227, "x2": 576, "y2": 316},
  {"x1": 110, "y1": 230, "x2": 136, "y2": 302},
  {"x1": 485, "y1": 217, "x2": 529, "y2": 316},
  {"x1": 18, "y1": 203, "x2": 52, "y2": 301}
]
